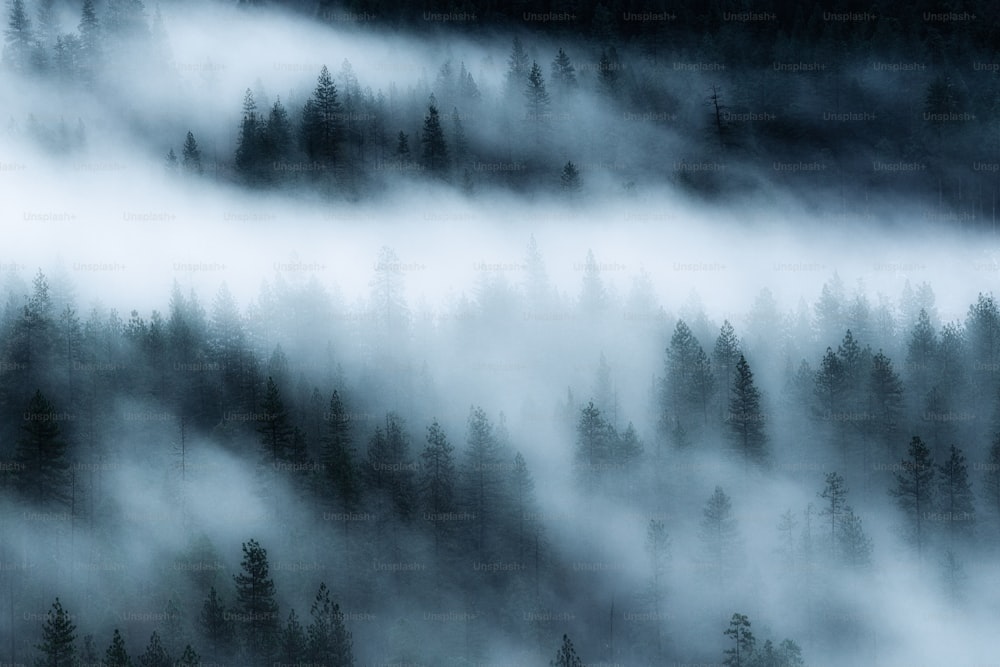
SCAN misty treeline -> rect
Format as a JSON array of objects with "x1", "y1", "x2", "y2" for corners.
[
  {"x1": 5, "y1": 0, "x2": 1000, "y2": 218},
  {"x1": 2, "y1": 236, "x2": 1000, "y2": 665}
]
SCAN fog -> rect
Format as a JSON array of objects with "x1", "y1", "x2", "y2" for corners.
[{"x1": 3, "y1": 1, "x2": 1000, "y2": 666}]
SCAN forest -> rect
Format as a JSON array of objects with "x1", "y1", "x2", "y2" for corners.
[{"x1": 4, "y1": 0, "x2": 1000, "y2": 666}]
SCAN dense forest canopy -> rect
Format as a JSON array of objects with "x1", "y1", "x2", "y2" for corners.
[{"x1": 4, "y1": 0, "x2": 1000, "y2": 666}]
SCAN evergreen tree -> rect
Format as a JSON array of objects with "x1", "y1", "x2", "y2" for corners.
[
  {"x1": 78, "y1": 0, "x2": 101, "y2": 74},
  {"x1": 713, "y1": 320, "x2": 741, "y2": 418},
  {"x1": 279, "y1": 610, "x2": 307, "y2": 664},
  {"x1": 165, "y1": 148, "x2": 178, "y2": 173},
  {"x1": 550, "y1": 47, "x2": 577, "y2": 95},
  {"x1": 199, "y1": 586, "x2": 234, "y2": 660},
  {"x1": 575, "y1": 401, "x2": 614, "y2": 487},
  {"x1": 727, "y1": 355, "x2": 767, "y2": 467},
  {"x1": 420, "y1": 96, "x2": 448, "y2": 175},
  {"x1": 450, "y1": 107, "x2": 468, "y2": 170},
  {"x1": 33, "y1": 598, "x2": 76, "y2": 667},
  {"x1": 818, "y1": 471, "x2": 850, "y2": 551},
  {"x1": 262, "y1": 97, "x2": 292, "y2": 168},
  {"x1": 322, "y1": 390, "x2": 358, "y2": 512},
  {"x1": 550, "y1": 634, "x2": 583, "y2": 667},
  {"x1": 504, "y1": 36, "x2": 530, "y2": 95},
  {"x1": 174, "y1": 646, "x2": 200, "y2": 667},
  {"x1": 15, "y1": 390, "x2": 71, "y2": 507},
  {"x1": 560, "y1": 161, "x2": 581, "y2": 192},
  {"x1": 300, "y1": 65, "x2": 343, "y2": 169},
  {"x1": 3, "y1": 0, "x2": 36, "y2": 74},
  {"x1": 305, "y1": 583, "x2": 353, "y2": 666},
  {"x1": 182, "y1": 131, "x2": 202, "y2": 175},
  {"x1": 701, "y1": 486, "x2": 739, "y2": 576},
  {"x1": 524, "y1": 60, "x2": 550, "y2": 122},
  {"x1": 235, "y1": 89, "x2": 264, "y2": 184},
  {"x1": 419, "y1": 419, "x2": 456, "y2": 558},
  {"x1": 936, "y1": 444, "x2": 975, "y2": 545},
  {"x1": 138, "y1": 632, "x2": 171, "y2": 667},
  {"x1": 723, "y1": 613, "x2": 755, "y2": 667},
  {"x1": 257, "y1": 376, "x2": 293, "y2": 465},
  {"x1": 395, "y1": 131, "x2": 410, "y2": 161},
  {"x1": 463, "y1": 406, "x2": 505, "y2": 558},
  {"x1": 868, "y1": 350, "x2": 904, "y2": 457},
  {"x1": 890, "y1": 436, "x2": 936, "y2": 558},
  {"x1": 232, "y1": 539, "x2": 279, "y2": 665},
  {"x1": 665, "y1": 319, "x2": 715, "y2": 430},
  {"x1": 105, "y1": 629, "x2": 132, "y2": 667}
]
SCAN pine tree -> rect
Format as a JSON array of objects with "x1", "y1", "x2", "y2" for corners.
[
  {"x1": 300, "y1": 65, "x2": 343, "y2": 169},
  {"x1": 105, "y1": 629, "x2": 132, "y2": 667},
  {"x1": 701, "y1": 486, "x2": 739, "y2": 576},
  {"x1": 232, "y1": 539, "x2": 279, "y2": 665},
  {"x1": 279, "y1": 610, "x2": 307, "y2": 664},
  {"x1": 199, "y1": 586, "x2": 234, "y2": 660},
  {"x1": 713, "y1": 320, "x2": 741, "y2": 418},
  {"x1": 550, "y1": 48, "x2": 577, "y2": 95},
  {"x1": 450, "y1": 107, "x2": 468, "y2": 170},
  {"x1": 305, "y1": 583, "x2": 353, "y2": 666},
  {"x1": 262, "y1": 97, "x2": 292, "y2": 169},
  {"x1": 575, "y1": 401, "x2": 614, "y2": 488},
  {"x1": 504, "y1": 36, "x2": 530, "y2": 95},
  {"x1": 890, "y1": 436, "x2": 936, "y2": 558},
  {"x1": 464, "y1": 406, "x2": 505, "y2": 558},
  {"x1": 550, "y1": 634, "x2": 583, "y2": 667},
  {"x1": 33, "y1": 598, "x2": 76, "y2": 667},
  {"x1": 727, "y1": 355, "x2": 767, "y2": 467},
  {"x1": 395, "y1": 131, "x2": 410, "y2": 161},
  {"x1": 420, "y1": 419, "x2": 456, "y2": 558},
  {"x1": 77, "y1": 0, "x2": 101, "y2": 79},
  {"x1": 165, "y1": 148, "x2": 178, "y2": 173},
  {"x1": 182, "y1": 131, "x2": 202, "y2": 175},
  {"x1": 868, "y1": 351, "x2": 904, "y2": 457},
  {"x1": 138, "y1": 631, "x2": 171, "y2": 667},
  {"x1": 722, "y1": 613, "x2": 755, "y2": 667},
  {"x1": 560, "y1": 161, "x2": 581, "y2": 192},
  {"x1": 257, "y1": 376, "x2": 293, "y2": 466},
  {"x1": 15, "y1": 390, "x2": 71, "y2": 507},
  {"x1": 3, "y1": 0, "x2": 36, "y2": 74},
  {"x1": 665, "y1": 320, "x2": 715, "y2": 431},
  {"x1": 174, "y1": 645, "x2": 200, "y2": 667},
  {"x1": 936, "y1": 444, "x2": 975, "y2": 545},
  {"x1": 420, "y1": 96, "x2": 448, "y2": 175},
  {"x1": 322, "y1": 390, "x2": 358, "y2": 513},
  {"x1": 524, "y1": 60, "x2": 550, "y2": 122},
  {"x1": 235, "y1": 89, "x2": 264, "y2": 184}
]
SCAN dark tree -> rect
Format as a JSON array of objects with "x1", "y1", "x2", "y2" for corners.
[
  {"x1": 550, "y1": 47, "x2": 577, "y2": 95},
  {"x1": 504, "y1": 36, "x2": 530, "y2": 95},
  {"x1": 279, "y1": 610, "x2": 307, "y2": 664},
  {"x1": 257, "y1": 376, "x2": 293, "y2": 465},
  {"x1": 890, "y1": 436, "x2": 936, "y2": 558},
  {"x1": 701, "y1": 486, "x2": 739, "y2": 576},
  {"x1": 419, "y1": 419, "x2": 456, "y2": 558},
  {"x1": 550, "y1": 634, "x2": 583, "y2": 667},
  {"x1": 199, "y1": 586, "x2": 234, "y2": 660},
  {"x1": 722, "y1": 613, "x2": 755, "y2": 667},
  {"x1": 138, "y1": 631, "x2": 171, "y2": 667},
  {"x1": 232, "y1": 539, "x2": 279, "y2": 665},
  {"x1": 936, "y1": 444, "x2": 975, "y2": 545},
  {"x1": 306, "y1": 582, "x2": 353, "y2": 666},
  {"x1": 15, "y1": 390, "x2": 71, "y2": 507},
  {"x1": 983, "y1": 433, "x2": 1000, "y2": 543},
  {"x1": 300, "y1": 65, "x2": 343, "y2": 169},
  {"x1": 234, "y1": 89, "x2": 264, "y2": 184},
  {"x1": 665, "y1": 319, "x2": 715, "y2": 430},
  {"x1": 105, "y1": 629, "x2": 132, "y2": 667},
  {"x1": 560, "y1": 161, "x2": 581, "y2": 192},
  {"x1": 420, "y1": 96, "x2": 448, "y2": 175},
  {"x1": 713, "y1": 320, "x2": 741, "y2": 419},
  {"x1": 182, "y1": 131, "x2": 203, "y2": 175},
  {"x1": 524, "y1": 60, "x2": 550, "y2": 122},
  {"x1": 322, "y1": 390, "x2": 358, "y2": 513},
  {"x1": 727, "y1": 355, "x2": 767, "y2": 467},
  {"x1": 33, "y1": 598, "x2": 76, "y2": 667}
]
